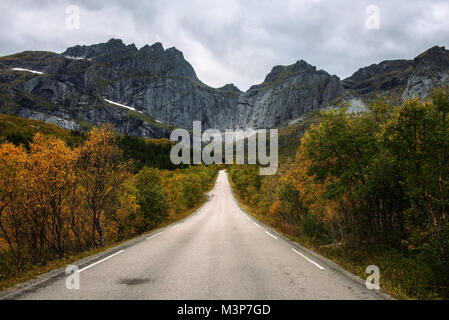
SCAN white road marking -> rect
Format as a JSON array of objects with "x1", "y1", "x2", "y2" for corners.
[
  {"x1": 147, "y1": 232, "x2": 162, "y2": 240},
  {"x1": 78, "y1": 250, "x2": 125, "y2": 272},
  {"x1": 253, "y1": 222, "x2": 260, "y2": 228},
  {"x1": 265, "y1": 231, "x2": 278, "y2": 240},
  {"x1": 291, "y1": 248, "x2": 325, "y2": 270},
  {"x1": 247, "y1": 217, "x2": 251, "y2": 221}
]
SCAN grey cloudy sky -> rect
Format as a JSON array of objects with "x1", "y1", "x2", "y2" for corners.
[{"x1": 0, "y1": 0, "x2": 448, "y2": 91}]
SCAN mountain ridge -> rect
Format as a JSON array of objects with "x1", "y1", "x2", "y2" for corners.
[{"x1": 0, "y1": 39, "x2": 448, "y2": 138}]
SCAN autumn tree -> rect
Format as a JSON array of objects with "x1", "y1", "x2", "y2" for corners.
[
  {"x1": 0, "y1": 143, "x2": 27, "y2": 268},
  {"x1": 0, "y1": 122, "x2": 218, "y2": 277},
  {"x1": 135, "y1": 167, "x2": 169, "y2": 231},
  {"x1": 23, "y1": 134, "x2": 77, "y2": 259},
  {"x1": 380, "y1": 90, "x2": 449, "y2": 234},
  {"x1": 76, "y1": 125, "x2": 130, "y2": 247},
  {"x1": 105, "y1": 176, "x2": 140, "y2": 242}
]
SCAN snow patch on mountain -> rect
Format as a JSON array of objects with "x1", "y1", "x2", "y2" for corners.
[
  {"x1": 12, "y1": 68, "x2": 44, "y2": 75},
  {"x1": 104, "y1": 98, "x2": 141, "y2": 113},
  {"x1": 64, "y1": 55, "x2": 91, "y2": 61}
]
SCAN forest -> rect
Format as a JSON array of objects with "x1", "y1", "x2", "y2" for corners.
[
  {"x1": 1, "y1": 87, "x2": 448, "y2": 298},
  {"x1": 229, "y1": 88, "x2": 449, "y2": 299},
  {"x1": 0, "y1": 121, "x2": 217, "y2": 286}
]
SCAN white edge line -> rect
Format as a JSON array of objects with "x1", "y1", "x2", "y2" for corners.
[
  {"x1": 265, "y1": 231, "x2": 278, "y2": 240},
  {"x1": 292, "y1": 248, "x2": 325, "y2": 270},
  {"x1": 78, "y1": 250, "x2": 125, "y2": 272},
  {"x1": 147, "y1": 232, "x2": 162, "y2": 240},
  {"x1": 253, "y1": 222, "x2": 260, "y2": 228}
]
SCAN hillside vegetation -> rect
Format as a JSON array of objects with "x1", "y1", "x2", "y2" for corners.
[
  {"x1": 230, "y1": 88, "x2": 449, "y2": 299},
  {"x1": 0, "y1": 114, "x2": 178, "y2": 171},
  {"x1": 0, "y1": 118, "x2": 217, "y2": 288},
  {"x1": 0, "y1": 114, "x2": 85, "y2": 147}
]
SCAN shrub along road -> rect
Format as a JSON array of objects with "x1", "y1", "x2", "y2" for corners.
[{"x1": 7, "y1": 171, "x2": 385, "y2": 300}]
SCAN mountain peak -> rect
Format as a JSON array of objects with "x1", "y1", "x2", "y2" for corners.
[
  {"x1": 218, "y1": 83, "x2": 242, "y2": 93},
  {"x1": 416, "y1": 45, "x2": 446, "y2": 59},
  {"x1": 264, "y1": 59, "x2": 316, "y2": 83},
  {"x1": 106, "y1": 38, "x2": 124, "y2": 45},
  {"x1": 62, "y1": 38, "x2": 137, "y2": 59},
  {"x1": 293, "y1": 59, "x2": 316, "y2": 73},
  {"x1": 166, "y1": 47, "x2": 183, "y2": 56},
  {"x1": 413, "y1": 45, "x2": 449, "y2": 73},
  {"x1": 139, "y1": 42, "x2": 165, "y2": 56},
  {"x1": 150, "y1": 42, "x2": 164, "y2": 50}
]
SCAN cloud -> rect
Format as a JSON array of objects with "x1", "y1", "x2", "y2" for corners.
[{"x1": 0, "y1": 0, "x2": 448, "y2": 91}]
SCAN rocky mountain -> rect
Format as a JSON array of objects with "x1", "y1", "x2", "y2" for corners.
[
  {"x1": 237, "y1": 60, "x2": 343, "y2": 128},
  {"x1": 0, "y1": 39, "x2": 448, "y2": 138},
  {"x1": 343, "y1": 46, "x2": 449, "y2": 104}
]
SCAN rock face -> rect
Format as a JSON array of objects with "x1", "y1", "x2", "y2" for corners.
[
  {"x1": 343, "y1": 46, "x2": 449, "y2": 103},
  {"x1": 402, "y1": 46, "x2": 449, "y2": 100},
  {"x1": 237, "y1": 60, "x2": 343, "y2": 128},
  {"x1": 0, "y1": 47, "x2": 172, "y2": 138},
  {"x1": 342, "y1": 59, "x2": 413, "y2": 99},
  {"x1": 0, "y1": 39, "x2": 448, "y2": 138}
]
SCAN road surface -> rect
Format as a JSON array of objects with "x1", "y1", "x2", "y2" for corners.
[{"x1": 10, "y1": 170, "x2": 383, "y2": 300}]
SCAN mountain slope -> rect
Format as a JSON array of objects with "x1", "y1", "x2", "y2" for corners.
[
  {"x1": 238, "y1": 60, "x2": 343, "y2": 128},
  {"x1": 343, "y1": 46, "x2": 449, "y2": 104},
  {"x1": 0, "y1": 48, "x2": 173, "y2": 138}
]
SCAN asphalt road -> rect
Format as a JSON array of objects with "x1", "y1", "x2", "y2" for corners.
[{"x1": 12, "y1": 170, "x2": 384, "y2": 300}]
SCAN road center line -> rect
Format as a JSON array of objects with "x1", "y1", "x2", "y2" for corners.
[
  {"x1": 147, "y1": 232, "x2": 162, "y2": 240},
  {"x1": 79, "y1": 250, "x2": 125, "y2": 273},
  {"x1": 265, "y1": 231, "x2": 277, "y2": 240},
  {"x1": 253, "y1": 222, "x2": 260, "y2": 228},
  {"x1": 291, "y1": 248, "x2": 325, "y2": 270}
]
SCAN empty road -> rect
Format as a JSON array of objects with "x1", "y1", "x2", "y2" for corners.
[{"x1": 9, "y1": 170, "x2": 383, "y2": 300}]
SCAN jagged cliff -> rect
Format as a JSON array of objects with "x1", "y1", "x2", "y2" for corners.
[
  {"x1": 0, "y1": 39, "x2": 448, "y2": 138},
  {"x1": 343, "y1": 45, "x2": 449, "y2": 104},
  {"x1": 237, "y1": 60, "x2": 343, "y2": 128}
]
